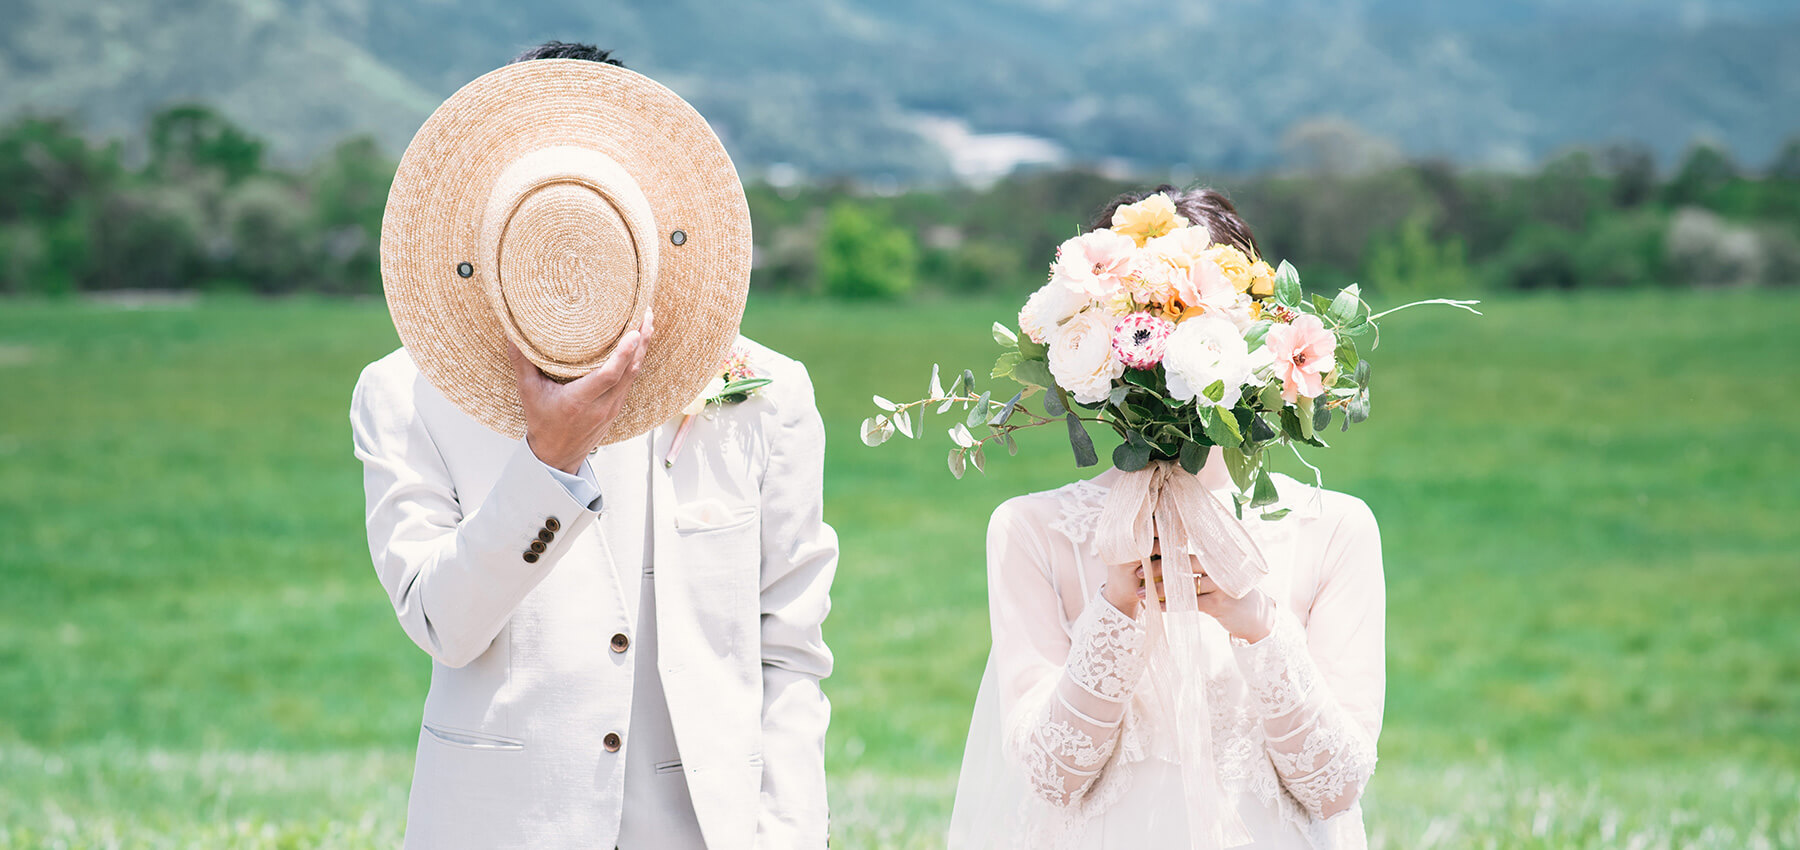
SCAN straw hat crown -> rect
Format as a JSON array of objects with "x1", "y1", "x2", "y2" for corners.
[{"x1": 381, "y1": 59, "x2": 752, "y2": 443}]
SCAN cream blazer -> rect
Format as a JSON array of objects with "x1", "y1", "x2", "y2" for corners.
[{"x1": 349, "y1": 338, "x2": 837, "y2": 850}]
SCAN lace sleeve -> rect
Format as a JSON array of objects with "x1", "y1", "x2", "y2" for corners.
[
  {"x1": 1002, "y1": 594, "x2": 1147, "y2": 807},
  {"x1": 986, "y1": 496, "x2": 1150, "y2": 810},
  {"x1": 1231, "y1": 499, "x2": 1385, "y2": 820}
]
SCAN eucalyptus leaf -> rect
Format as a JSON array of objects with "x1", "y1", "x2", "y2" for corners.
[
  {"x1": 1012, "y1": 358, "x2": 1056, "y2": 390},
  {"x1": 1178, "y1": 439, "x2": 1207, "y2": 474},
  {"x1": 1313, "y1": 400, "x2": 1333, "y2": 432},
  {"x1": 990, "y1": 390, "x2": 1024, "y2": 426},
  {"x1": 860, "y1": 415, "x2": 893, "y2": 447},
  {"x1": 1004, "y1": 431, "x2": 1018, "y2": 456},
  {"x1": 972, "y1": 445, "x2": 987, "y2": 474},
  {"x1": 1042, "y1": 388, "x2": 1068, "y2": 417},
  {"x1": 992, "y1": 322, "x2": 1018, "y2": 347},
  {"x1": 948, "y1": 448, "x2": 966, "y2": 479},
  {"x1": 1113, "y1": 437, "x2": 1153, "y2": 472},
  {"x1": 1349, "y1": 391, "x2": 1371, "y2": 423},
  {"x1": 872, "y1": 394, "x2": 897, "y2": 412},
  {"x1": 894, "y1": 408, "x2": 914, "y2": 439},
  {"x1": 929, "y1": 363, "x2": 946, "y2": 399},
  {"x1": 1355, "y1": 360, "x2": 1371, "y2": 388},
  {"x1": 966, "y1": 390, "x2": 993, "y2": 428},
  {"x1": 949, "y1": 422, "x2": 977, "y2": 448},
  {"x1": 1108, "y1": 385, "x2": 1133, "y2": 406},
  {"x1": 1065, "y1": 411, "x2": 1098, "y2": 467}
]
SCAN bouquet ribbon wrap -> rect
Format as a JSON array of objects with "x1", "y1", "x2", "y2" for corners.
[{"x1": 1095, "y1": 460, "x2": 1269, "y2": 850}]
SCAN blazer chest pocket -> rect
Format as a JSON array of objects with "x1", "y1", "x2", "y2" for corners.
[
  {"x1": 422, "y1": 722, "x2": 525, "y2": 752},
  {"x1": 673, "y1": 501, "x2": 761, "y2": 572},
  {"x1": 670, "y1": 502, "x2": 761, "y2": 649}
]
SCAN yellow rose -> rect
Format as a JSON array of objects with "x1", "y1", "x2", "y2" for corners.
[
  {"x1": 1202, "y1": 244, "x2": 1255, "y2": 293},
  {"x1": 1111, "y1": 193, "x2": 1185, "y2": 247},
  {"x1": 1248, "y1": 259, "x2": 1276, "y2": 298}
]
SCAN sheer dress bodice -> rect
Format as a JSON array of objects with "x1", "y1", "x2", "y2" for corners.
[{"x1": 965, "y1": 474, "x2": 1385, "y2": 850}]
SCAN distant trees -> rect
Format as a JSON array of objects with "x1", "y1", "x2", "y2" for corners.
[
  {"x1": 0, "y1": 105, "x2": 393, "y2": 296},
  {"x1": 1, "y1": 106, "x2": 1796, "y2": 298}
]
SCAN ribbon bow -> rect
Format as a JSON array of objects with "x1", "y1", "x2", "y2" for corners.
[{"x1": 1094, "y1": 460, "x2": 1270, "y2": 850}]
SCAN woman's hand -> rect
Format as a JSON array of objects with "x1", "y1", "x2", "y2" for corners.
[{"x1": 1117, "y1": 539, "x2": 1275, "y2": 643}]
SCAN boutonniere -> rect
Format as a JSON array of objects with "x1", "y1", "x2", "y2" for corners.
[{"x1": 663, "y1": 343, "x2": 772, "y2": 468}]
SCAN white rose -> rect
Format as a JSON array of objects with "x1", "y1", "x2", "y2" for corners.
[
  {"x1": 1018, "y1": 278, "x2": 1094, "y2": 344},
  {"x1": 1163, "y1": 317, "x2": 1253, "y2": 408},
  {"x1": 1218, "y1": 292, "x2": 1259, "y2": 332},
  {"x1": 1046, "y1": 309, "x2": 1124, "y2": 405}
]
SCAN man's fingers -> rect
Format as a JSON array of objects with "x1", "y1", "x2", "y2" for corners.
[
  {"x1": 504, "y1": 338, "x2": 540, "y2": 386},
  {"x1": 566, "y1": 330, "x2": 645, "y2": 398}
]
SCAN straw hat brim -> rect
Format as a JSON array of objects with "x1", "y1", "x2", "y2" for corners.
[{"x1": 380, "y1": 59, "x2": 751, "y2": 443}]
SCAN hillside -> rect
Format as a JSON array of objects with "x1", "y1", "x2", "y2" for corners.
[{"x1": 3, "y1": 0, "x2": 1797, "y2": 178}]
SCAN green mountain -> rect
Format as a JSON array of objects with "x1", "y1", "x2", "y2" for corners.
[{"x1": 4, "y1": 0, "x2": 1797, "y2": 179}]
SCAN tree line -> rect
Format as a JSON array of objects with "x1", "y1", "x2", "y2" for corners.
[{"x1": 3, "y1": 104, "x2": 1797, "y2": 299}]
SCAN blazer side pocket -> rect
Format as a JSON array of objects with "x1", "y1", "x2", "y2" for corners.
[{"x1": 421, "y1": 722, "x2": 526, "y2": 751}]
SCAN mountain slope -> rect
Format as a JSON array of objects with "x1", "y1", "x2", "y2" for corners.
[{"x1": 4, "y1": 0, "x2": 1796, "y2": 177}]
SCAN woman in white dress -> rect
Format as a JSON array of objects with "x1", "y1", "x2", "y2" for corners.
[{"x1": 948, "y1": 189, "x2": 1386, "y2": 850}]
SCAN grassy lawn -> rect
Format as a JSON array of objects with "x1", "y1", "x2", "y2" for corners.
[{"x1": 1, "y1": 289, "x2": 1797, "y2": 847}]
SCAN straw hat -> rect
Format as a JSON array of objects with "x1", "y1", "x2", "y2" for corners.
[{"x1": 380, "y1": 59, "x2": 751, "y2": 442}]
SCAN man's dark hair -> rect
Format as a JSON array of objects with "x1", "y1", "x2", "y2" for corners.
[{"x1": 511, "y1": 41, "x2": 625, "y2": 66}]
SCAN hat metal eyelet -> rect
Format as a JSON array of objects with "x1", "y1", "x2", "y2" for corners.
[
  {"x1": 670, "y1": 230, "x2": 687, "y2": 246},
  {"x1": 456, "y1": 262, "x2": 474, "y2": 278}
]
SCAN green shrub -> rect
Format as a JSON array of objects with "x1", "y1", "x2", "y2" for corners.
[
  {"x1": 1573, "y1": 210, "x2": 1668, "y2": 289},
  {"x1": 818, "y1": 202, "x2": 918, "y2": 299}
]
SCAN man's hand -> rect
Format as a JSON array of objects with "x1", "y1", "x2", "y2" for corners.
[{"x1": 507, "y1": 312, "x2": 654, "y2": 474}]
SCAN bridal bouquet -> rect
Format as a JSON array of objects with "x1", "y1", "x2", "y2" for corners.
[{"x1": 861, "y1": 192, "x2": 1478, "y2": 520}]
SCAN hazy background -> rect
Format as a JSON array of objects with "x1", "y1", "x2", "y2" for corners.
[{"x1": 1, "y1": 1, "x2": 1797, "y2": 847}]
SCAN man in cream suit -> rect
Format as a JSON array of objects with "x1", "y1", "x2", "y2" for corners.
[{"x1": 352, "y1": 43, "x2": 836, "y2": 849}]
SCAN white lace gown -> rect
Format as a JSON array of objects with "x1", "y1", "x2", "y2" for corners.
[{"x1": 947, "y1": 472, "x2": 1385, "y2": 850}]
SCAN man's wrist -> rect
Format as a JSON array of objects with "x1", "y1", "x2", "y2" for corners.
[{"x1": 524, "y1": 432, "x2": 584, "y2": 475}]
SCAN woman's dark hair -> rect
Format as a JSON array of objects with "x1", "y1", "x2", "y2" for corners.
[
  {"x1": 511, "y1": 41, "x2": 625, "y2": 66},
  {"x1": 1088, "y1": 184, "x2": 1260, "y2": 259}
]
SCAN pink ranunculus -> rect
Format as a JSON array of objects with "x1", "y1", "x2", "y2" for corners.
[
  {"x1": 1111, "y1": 312, "x2": 1175, "y2": 370},
  {"x1": 1049, "y1": 229, "x2": 1137, "y2": 299},
  {"x1": 1175, "y1": 257, "x2": 1238, "y2": 314},
  {"x1": 1265, "y1": 313, "x2": 1338, "y2": 403}
]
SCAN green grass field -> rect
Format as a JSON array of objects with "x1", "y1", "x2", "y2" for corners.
[{"x1": 2, "y1": 290, "x2": 1797, "y2": 847}]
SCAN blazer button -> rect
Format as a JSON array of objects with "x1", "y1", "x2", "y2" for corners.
[
  {"x1": 522, "y1": 551, "x2": 540, "y2": 564},
  {"x1": 610, "y1": 633, "x2": 630, "y2": 653},
  {"x1": 537, "y1": 528, "x2": 554, "y2": 543},
  {"x1": 528, "y1": 539, "x2": 547, "y2": 554},
  {"x1": 544, "y1": 516, "x2": 562, "y2": 532},
  {"x1": 603, "y1": 732, "x2": 622, "y2": 752}
]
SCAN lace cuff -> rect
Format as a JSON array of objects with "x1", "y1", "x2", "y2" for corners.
[
  {"x1": 1232, "y1": 612, "x2": 1378, "y2": 820},
  {"x1": 1004, "y1": 594, "x2": 1150, "y2": 809},
  {"x1": 1065, "y1": 593, "x2": 1148, "y2": 701}
]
